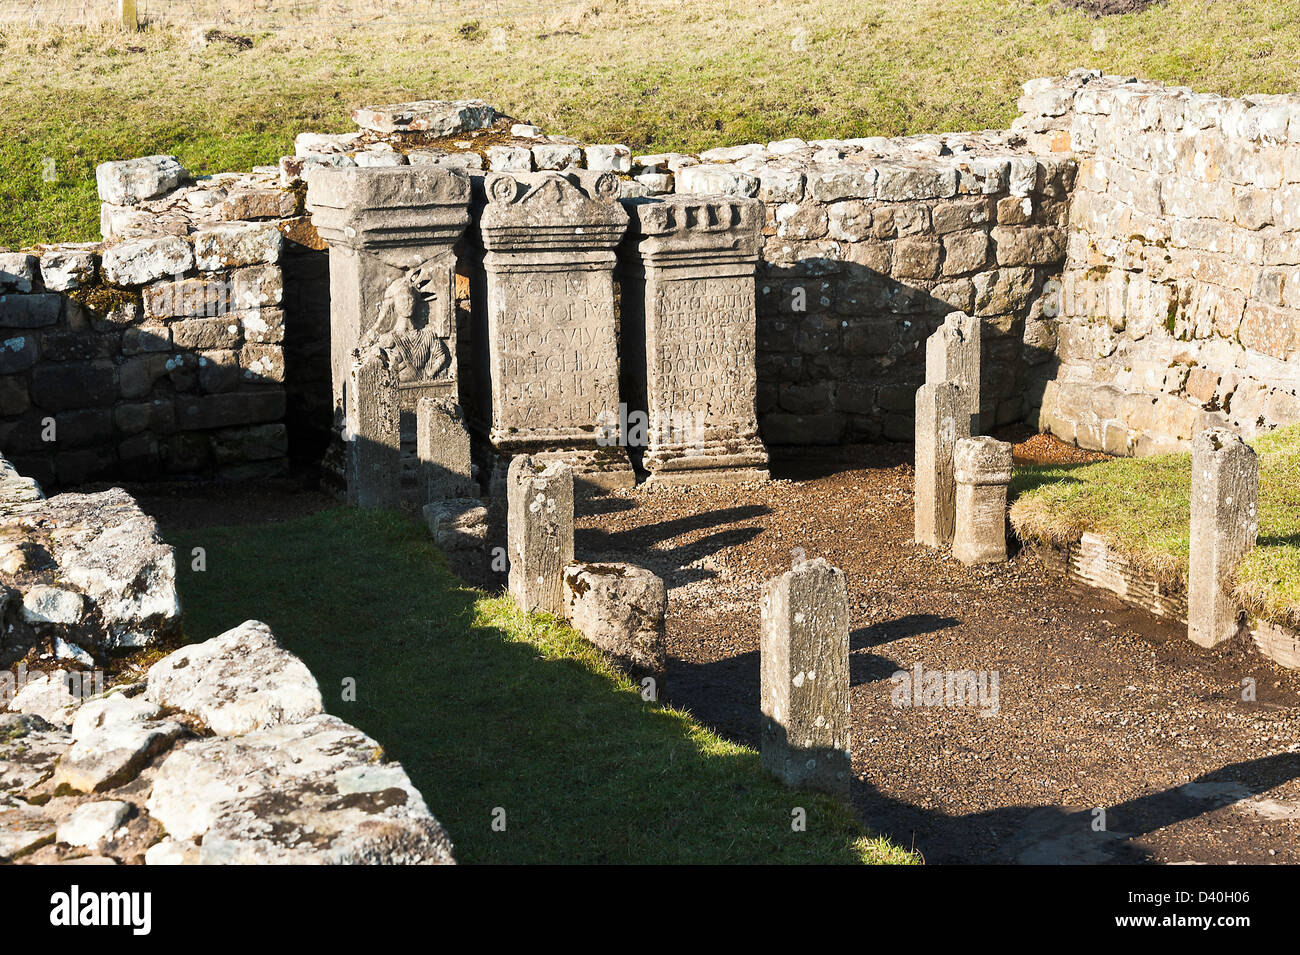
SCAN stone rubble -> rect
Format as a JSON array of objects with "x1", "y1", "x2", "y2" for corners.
[
  {"x1": 0, "y1": 452, "x2": 180, "y2": 665},
  {"x1": 1, "y1": 620, "x2": 454, "y2": 865},
  {"x1": 562, "y1": 561, "x2": 667, "y2": 676}
]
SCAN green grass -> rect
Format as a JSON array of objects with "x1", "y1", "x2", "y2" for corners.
[
  {"x1": 1011, "y1": 423, "x2": 1300, "y2": 629},
  {"x1": 3, "y1": 0, "x2": 1299, "y2": 246},
  {"x1": 166, "y1": 506, "x2": 914, "y2": 864}
]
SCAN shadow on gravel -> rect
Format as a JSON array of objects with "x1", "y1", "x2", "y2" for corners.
[
  {"x1": 853, "y1": 751, "x2": 1300, "y2": 864},
  {"x1": 853, "y1": 613, "x2": 960, "y2": 648}
]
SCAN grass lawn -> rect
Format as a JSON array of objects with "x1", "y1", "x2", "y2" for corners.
[
  {"x1": 2, "y1": 0, "x2": 1299, "y2": 247},
  {"x1": 1011, "y1": 424, "x2": 1300, "y2": 630},
  {"x1": 166, "y1": 505, "x2": 914, "y2": 864}
]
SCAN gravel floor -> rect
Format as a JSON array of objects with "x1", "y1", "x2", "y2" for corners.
[{"x1": 575, "y1": 441, "x2": 1300, "y2": 864}]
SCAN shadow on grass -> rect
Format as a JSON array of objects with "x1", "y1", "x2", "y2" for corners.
[
  {"x1": 167, "y1": 506, "x2": 905, "y2": 865},
  {"x1": 1008, "y1": 467, "x2": 1087, "y2": 499}
]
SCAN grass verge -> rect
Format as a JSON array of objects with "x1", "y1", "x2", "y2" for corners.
[
  {"x1": 167, "y1": 505, "x2": 915, "y2": 864},
  {"x1": 1011, "y1": 424, "x2": 1300, "y2": 629}
]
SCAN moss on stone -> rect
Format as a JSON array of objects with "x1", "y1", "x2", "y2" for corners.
[{"x1": 67, "y1": 283, "x2": 143, "y2": 317}]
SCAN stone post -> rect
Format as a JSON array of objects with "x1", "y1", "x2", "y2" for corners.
[
  {"x1": 1188, "y1": 428, "x2": 1259, "y2": 648},
  {"x1": 507, "y1": 455, "x2": 575, "y2": 616},
  {"x1": 926, "y1": 310, "x2": 981, "y2": 433},
  {"x1": 563, "y1": 562, "x2": 667, "y2": 677},
  {"x1": 760, "y1": 558, "x2": 851, "y2": 798},
  {"x1": 618, "y1": 195, "x2": 769, "y2": 484},
  {"x1": 345, "y1": 351, "x2": 401, "y2": 509},
  {"x1": 306, "y1": 166, "x2": 471, "y2": 488},
  {"x1": 478, "y1": 170, "x2": 633, "y2": 490},
  {"x1": 417, "y1": 397, "x2": 477, "y2": 500},
  {"x1": 914, "y1": 381, "x2": 970, "y2": 547},
  {"x1": 952, "y1": 436, "x2": 1013, "y2": 565}
]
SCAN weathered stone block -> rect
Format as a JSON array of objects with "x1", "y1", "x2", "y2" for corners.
[
  {"x1": 532, "y1": 143, "x2": 583, "y2": 170},
  {"x1": 1188, "y1": 428, "x2": 1258, "y2": 648},
  {"x1": 417, "y1": 397, "x2": 477, "y2": 500},
  {"x1": 760, "y1": 558, "x2": 851, "y2": 798},
  {"x1": 38, "y1": 249, "x2": 98, "y2": 292},
  {"x1": 193, "y1": 222, "x2": 283, "y2": 271},
  {"x1": 925, "y1": 310, "x2": 981, "y2": 432},
  {"x1": 344, "y1": 349, "x2": 401, "y2": 509},
  {"x1": 563, "y1": 561, "x2": 667, "y2": 675},
  {"x1": 31, "y1": 361, "x2": 117, "y2": 410},
  {"x1": 893, "y1": 236, "x2": 942, "y2": 279},
  {"x1": 914, "y1": 381, "x2": 970, "y2": 547},
  {"x1": 506, "y1": 455, "x2": 575, "y2": 617},
  {"x1": 95, "y1": 155, "x2": 188, "y2": 205},
  {"x1": 102, "y1": 236, "x2": 194, "y2": 286},
  {"x1": 0, "y1": 294, "x2": 61, "y2": 329},
  {"x1": 0, "y1": 254, "x2": 39, "y2": 292},
  {"x1": 423, "y1": 498, "x2": 488, "y2": 551},
  {"x1": 352, "y1": 100, "x2": 497, "y2": 136},
  {"x1": 172, "y1": 316, "x2": 243, "y2": 351},
  {"x1": 951, "y1": 436, "x2": 1012, "y2": 565},
  {"x1": 584, "y1": 144, "x2": 632, "y2": 173}
]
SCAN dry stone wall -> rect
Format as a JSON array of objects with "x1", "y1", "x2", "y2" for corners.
[
  {"x1": 0, "y1": 156, "x2": 328, "y2": 488},
  {"x1": 1018, "y1": 70, "x2": 1300, "y2": 454},
  {"x1": 11, "y1": 74, "x2": 1300, "y2": 478}
]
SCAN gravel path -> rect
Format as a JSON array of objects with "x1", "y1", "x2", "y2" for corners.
[{"x1": 576, "y1": 443, "x2": 1300, "y2": 864}]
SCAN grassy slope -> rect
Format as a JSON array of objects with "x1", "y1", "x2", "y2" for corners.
[
  {"x1": 1012, "y1": 424, "x2": 1300, "y2": 629},
  {"x1": 2, "y1": 0, "x2": 1299, "y2": 246},
  {"x1": 167, "y1": 506, "x2": 914, "y2": 864}
]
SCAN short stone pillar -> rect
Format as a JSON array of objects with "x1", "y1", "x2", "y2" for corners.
[
  {"x1": 417, "y1": 397, "x2": 477, "y2": 500},
  {"x1": 563, "y1": 562, "x2": 667, "y2": 676},
  {"x1": 760, "y1": 558, "x2": 851, "y2": 798},
  {"x1": 618, "y1": 195, "x2": 769, "y2": 484},
  {"x1": 345, "y1": 351, "x2": 401, "y2": 509},
  {"x1": 306, "y1": 165, "x2": 470, "y2": 450},
  {"x1": 926, "y1": 310, "x2": 981, "y2": 433},
  {"x1": 479, "y1": 170, "x2": 633, "y2": 490},
  {"x1": 1188, "y1": 428, "x2": 1259, "y2": 648},
  {"x1": 914, "y1": 381, "x2": 970, "y2": 547},
  {"x1": 952, "y1": 436, "x2": 1013, "y2": 565},
  {"x1": 506, "y1": 455, "x2": 575, "y2": 617}
]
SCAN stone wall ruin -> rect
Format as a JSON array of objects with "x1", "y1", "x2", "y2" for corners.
[{"x1": 4, "y1": 73, "x2": 1300, "y2": 494}]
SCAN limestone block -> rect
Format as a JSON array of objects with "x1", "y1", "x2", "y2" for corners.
[
  {"x1": 145, "y1": 620, "x2": 324, "y2": 735},
  {"x1": 925, "y1": 310, "x2": 982, "y2": 432},
  {"x1": 193, "y1": 221, "x2": 283, "y2": 270},
  {"x1": 351, "y1": 100, "x2": 496, "y2": 136},
  {"x1": 1188, "y1": 429, "x2": 1258, "y2": 648},
  {"x1": 416, "y1": 397, "x2": 477, "y2": 500},
  {"x1": 584, "y1": 144, "x2": 632, "y2": 173},
  {"x1": 562, "y1": 561, "x2": 667, "y2": 674},
  {"x1": 506, "y1": 456, "x2": 575, "y2": 617},
  {"x1": 0, "y1": 253, "x2": 39, "y2": 292},
  {"x1": 101, "y1": 236, "x2": 194, "y2": 286},
  {"x1": 423, "y1": 498, "x2": 487, "y2": 551},
  {"x1": 759, "y1": 558, "x2": 851, "y2": 798},
  {"x1": 952, "y1": 437, "x2": 1012, "y2": 565},
  {"x1": 95, "y1": 155, "x2": 189, "y2": 205},
  {"x1": 38, "y1": 249, "x2": 99, "y2": 291},
  {"x1": 914, "y1": 381, "x2": 970, "y2": 547}
]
